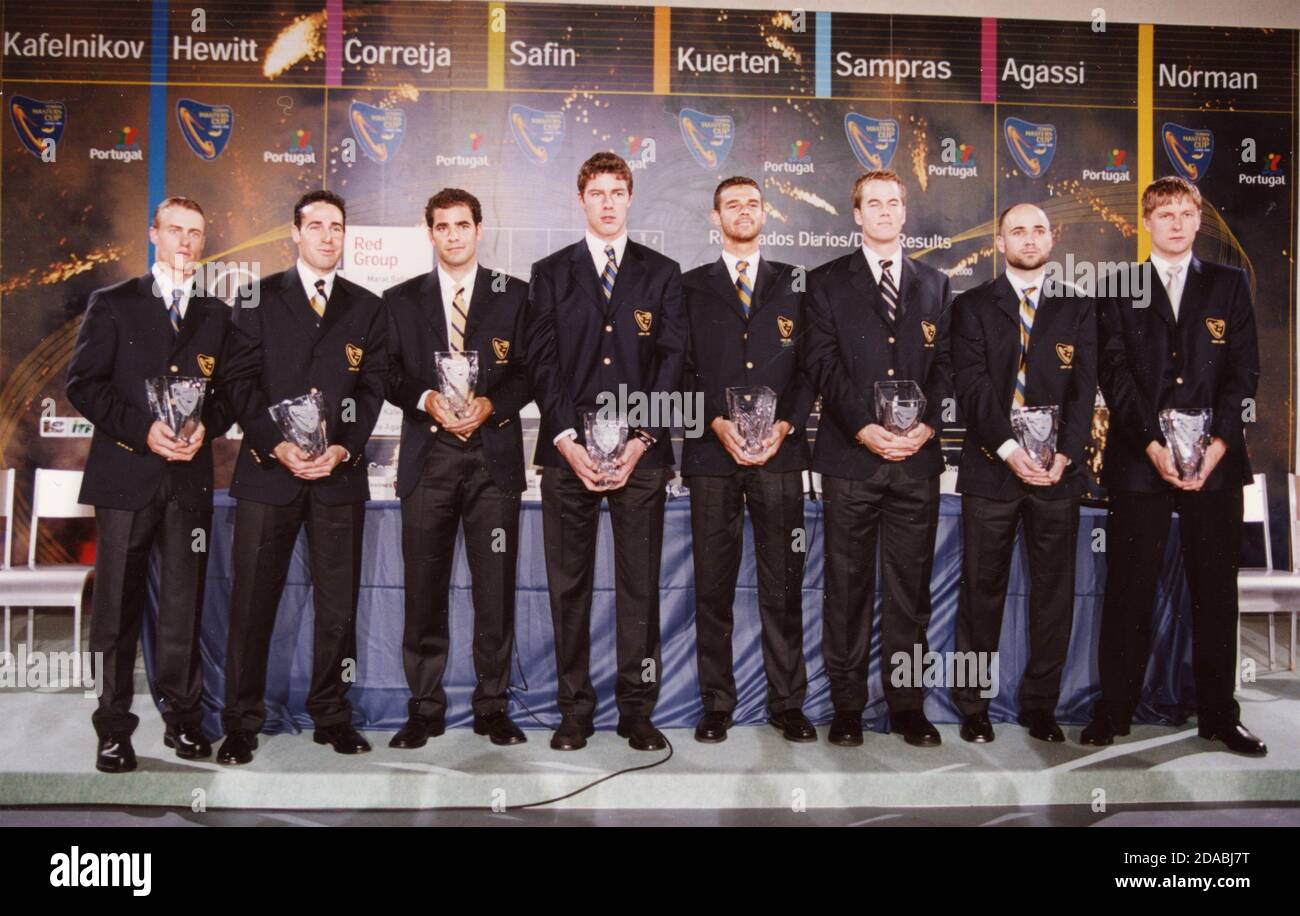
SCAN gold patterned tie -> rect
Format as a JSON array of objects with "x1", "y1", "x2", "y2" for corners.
[
  {"x1": 1012, "y1": 286, "x2": 1038, "y2": 410},
  {"x1": 450, "y1": 286, "x2": 468, "y2": 351},
  {"x1": 310, "y1": 278, "x2": 327, "y2": 319},
  {"x1": 735, "y1": 260, "x2": 753, "y2": 316}
]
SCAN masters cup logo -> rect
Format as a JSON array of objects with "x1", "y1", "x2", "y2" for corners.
[
  {"x1": 1003, "y1": 117, "x2": 1056, "y2": 178},
  {"x1": 844, "y1": 114, "x2": 899, "y2": 171},
  {"x1": 349, "y1": 101, "x2": 406, "y2": 164},
  {"x1": 10, "y1": 95, "x2": 66, "y2": 158},
  {"x1": 176, "y1": 98, "x2": 233, "y2": 161},
  {"x1": 1161, "y1": 123, "x2": 1214, "y2": 183},
  {"x1": 678, "y1": 108, "x2": 735, "y2": 171},
  {"x1": 508, "y1": 104, "x2": 565, "y2": 165}
]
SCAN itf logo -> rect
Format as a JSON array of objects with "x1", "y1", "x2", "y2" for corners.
[
  {"x1": 9, "y1": 95, "x2": 66, "y2": 159},
  {"x1": 509, "y1": 104, "x2": 565, "y2": 165},
  {"x1": 1083, "y1": 147, "x2": 1130, "y2": 184},
  {"x1": 678, "y1": 108, "x2": 735, "y2": 171},
  {"x1": 624, "y1": 135, "x2": 657, "y2": 170},
  {"x1": 1161, "y1": 123, "x2": 1213, "y2": 183},
  {"x1": 844, "y1": 114, "x2": 898, "y2": 171},
  {"x1": 176, "y1": 98, "x2": 234, "y2": 161},
  {"x1": 349, "y1": 100, "x2": 405, "y2": 164},
  {"x1": 1003, "y1": 117, "x2": 1056, "y2": 179},
  {"x1": 90, "y1": 124, "x2": 143, "y2": 163}
]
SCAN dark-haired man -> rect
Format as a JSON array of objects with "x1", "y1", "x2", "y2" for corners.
[
  {"x1": 1082, "y1": 176, "x2": 1265, "y2": 755},
  {"x1": 383, "y1": 189, "x2": 530, "y2": 748},
  {"x1": 68, "y1": 196, "x2": 235, "y2": 772},
  {"x1": 803, "y1": 169, "x2": 954, "y2": 747},
  {"x1": 218, "y1": 190, "x2": 388, "y2": 764},
  {"x1": 526, "y1": 152, "x2": 686, "y2": 751},
  {"x1": 682, "y1": 176, "x2": 816, "y2": 744}
]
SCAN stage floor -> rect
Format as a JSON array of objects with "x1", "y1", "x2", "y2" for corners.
[{"x1": 2, "y1": 614, "x2": 1296, "y2": 815}]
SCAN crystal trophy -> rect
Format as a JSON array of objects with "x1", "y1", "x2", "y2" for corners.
[
  {"x1": 873, "y1": 380, "x2": 927, "y2": 434},
  {"x1": 145, "y1": 376, "x2": 208, "y2": 444},
  {"x1": 269, "y1": 389, "x2": 329, "y2": 459},
  {"x1": 582, "y1": 408, "x2": 628, "y2": 485},
  {"x1": 726, "y1": 385, "x2": 778, "y2": 458},
  {"x1": 1159, "y1": 408, "x2": 1213, "y2": 481},
  {"x1": 434, "y1": 351, "x2": 479, "y2": 419},
  {"x1": 1010, "y1": 405, "x2": 1060, "y2": 470}
]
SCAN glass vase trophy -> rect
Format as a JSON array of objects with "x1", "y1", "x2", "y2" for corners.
[
  {"x1": 268, "y1": 389, "x2": 329, "y2": 459},
  {"x1": 434, "y1": 350, "x2": 479, "y2": 420},
  {"x1": 145, "y1": 376, "x2": 207, "y2": 444},
  {"x1": 1010, "y1": 405, "x2": 1060, "y2": 469},
  {"x1": 726, "y1": 385, "x2": 777, "y2": 458},
  {"x1": 581, "y1": 408, "x2": 628, "y2": 486},
  {"x1": 873, "y1": 380, "x2": 926, "y2": 434},
  {"x1": 1159, "y1": 407, "x2": 1213, "y2": 480}
]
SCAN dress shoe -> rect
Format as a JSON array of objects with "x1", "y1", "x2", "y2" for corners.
[
  {"x1": 1079, "y1": 713, "x2": 1130, "y2": 747},
  {"x1": 959, "y1": 712, "x2": 995, "y2": 743},
  {"x1": 769, "y1": 709, "x2": 818, "y2": 743},
  {"x1": 617, "y1": 715, "x2": 667, "y2": 751},
  {"x1": 313, "y1": 723, "x2": 371, "y2": 755},
  {"x1": 217, "y1": 730, "x2": 258, "y2": 765},
  {"x1": 388, "y1": 715, "x2": 445, "y2": 749},
  {"x1": 95, "y1": 735, "x2": 137, "y2": 774},
  {"x1": 694, "y1": 711, "x2": 733, "y2": 743},
  {"x1": 163, "y1": 723, "x2": 212, "y2": 759},
  {"x1": 550, "y1": 714, "x2": 595, "y2": 751},
  {"x1": 827, "y1": 711, "x2": 864, "y2": 747},
  {"x1": 892, "y1": 709, "x2": 941, "y2": 746},
  {"x1": 1198, "y1": 721, "x2": 1268, "y2": 756},
  {"x1": 474, "y1": 711, "x2": 527, "y2": 746},
  {"x1": 1018, "y1": 709, "x2": 1065, "y2": 743}
]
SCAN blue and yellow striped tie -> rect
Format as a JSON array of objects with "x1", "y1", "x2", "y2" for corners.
[
  {"x1": 735, "y1": 259, "x2": 752, "y2": 317},
  {"x1": 1012, "y1": 285, "x2": 1038, "y2": 409},
  {"x1": 601, "y1": 245, "x2": 618, "y2": 303},
  {"x1": 168, "y1": 288, "x2": 182, "y2": 336}
]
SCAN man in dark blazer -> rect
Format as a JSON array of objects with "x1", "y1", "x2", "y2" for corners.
[
  {"x1": 682, "y1": 176, "x2": 816, "y2": 744},
  {"x1": 67, "y1": 196, "x2": 235, "y2": 772},
  {"x1": 1082, "y1": 176, "x2": 1265, "y2": 755},
  {"x1": 951, "y1": 203, "x2": 1097, "y2": 745},
  {"x1": 383, "y1": 188, "x2": 530, "y2": 748},
  {"x1": 803, "y1": 169, "x2": 954, "y2": 747},
  {"x1": 217, "y1": 190, "x2": 388, "y2": 764},
  {"x1": 526, "y1": 152, "x2": 686, "y2": 752}
]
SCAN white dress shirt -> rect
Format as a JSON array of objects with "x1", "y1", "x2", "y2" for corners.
[
  {"x1": 721, "y1": 249, "x2": 760, "y2": 287},
  {"x1": 297, "y1": 257, "x2": 337, "y2": 307},
  {"x1": 1149, "y1": 250, "x2": 1193, "y2": 321},
  {"x1": 861, "y1": 244, "x2": 902, "y2": 290},
  {"x1": 150, "y1": 262, "x2": 196, "y2": 320},
  {"x1": 418, "y1": 263, "x2": 479, "y2": 413}
]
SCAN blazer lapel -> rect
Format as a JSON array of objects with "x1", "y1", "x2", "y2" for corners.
[
  {"x1": 282, "y1": 267, "x2": 321, "y2": 336},
  {"x1": 708, "y1": 257, "x2": 749, "y2": 323},
  {"x1": 422, "y1": 270, "x2": 450, "y2": 351},
  {"x1": 135, "y1": 275, "x2": 176, "y2": 356},
  {"x1": 848, "y1": 249, "x2": 894, "y2": 328},
  {"x1": 569, "y1": 241, "x2": 607, "y2": 316},
  {"x1": 313, "y1": 275, "x2": 353, "y2": 346},
  {"x1": 746, "y1": 257, "x2": 779, "y2": 318},
  {"x1": 463, "y1": 267, "x2": 495, "y2": 345},
  {"x1": 170, "y1": 295, "x2": 210, "y2": 359},
  {"x1": 1144, "y1": 260, "x2": 1178, "y2": 329},
  {"x1": 607, "y1": 241, "x2": 645, "y2": 315},
  {"x1": 1175, "y1": 255, "x2": 1208, "y2": 327}
]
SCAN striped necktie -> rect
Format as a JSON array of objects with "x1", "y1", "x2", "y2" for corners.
[
  {"x1": 601, "y1": 245, "x2": 618, "y2": 303},
  {"x1": 310, "y1": 278, "x2": 327, "y2": 319},
  {"x1": 1012, "y1": 286, "x2": 1039, "y2": 409},
  {"x1": 168, "y1": 288, "x2": 182, "y2": 336},
  {"x1": 450, "y1": 286, "x2": 469, "y2": 351},
  {"x1": 879, "y1": 259, "x2": 899, "y2": 324},
  {"x1": 735, "y1": 259, "x2": 752, "y2": 317}
]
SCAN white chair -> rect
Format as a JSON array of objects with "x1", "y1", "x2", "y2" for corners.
[
  {"x1": 1237, "y1": 473, "x2": 1300, "y2": 679},
  {"x1": 0, "y1": 468, "x2": 15, "y2": 655},
  {"x1": 0, "y1": 469, "x2": 95, "y2": 654}
]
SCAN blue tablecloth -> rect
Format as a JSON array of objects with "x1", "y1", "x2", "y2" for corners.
[{"x1": 144, "y1": 491, "x2": 1197, "y2": 734}]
